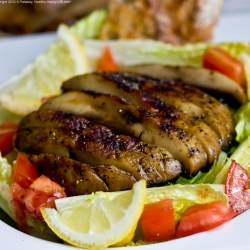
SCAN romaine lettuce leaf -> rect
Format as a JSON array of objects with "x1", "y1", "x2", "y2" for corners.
[
  {"x1": 175, "y1": 152, "x2": 227, "y2": 185},
  {"x1": 235, "y1": 102, "x2": 250, "y2": 142},
  {"x1": 0, "y1": 154, "x2": 14, "y2": 219},
  {"x1": 84, "y1": 40, "x2": 250, "y2": 69},
  {"x1": 0, "y1": 154, "x2": 12, "y2": 184},
  {"x1": 219, "y1": 43, "x2": 250, "y2": 60},
  {"x1": 71, "y1": 9, "x2": 107, "y2": 40},
  {"x1": 214, "y1": 137, "x2": 250, "y2": 184}
]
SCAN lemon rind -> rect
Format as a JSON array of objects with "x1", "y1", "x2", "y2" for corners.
[{"x1": 41, "y1": 180, "x2": 146, "y2": 249}]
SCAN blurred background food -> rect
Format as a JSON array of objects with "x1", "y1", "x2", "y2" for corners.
[
  {"x1": 101, "y1": 0, "x2": 224, "y2": 44},
  {"x1": 0, "y1": 0, "x2": 109, "y2": 35},
  {"x1": 0, "y1": 0, "x2": 248, "y2": 44}
]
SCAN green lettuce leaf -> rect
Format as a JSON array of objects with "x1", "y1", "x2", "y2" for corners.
[
  {"x1": 175, "y1": 152, "x2": 227, "y2": 185},
  {"x1": 219, "y1": 43, "x2": 250, "y2": 60},
  {"x1": 0, "y1": 154, "x2": 14, "y2": 219},
  {"x1": 71, "y1": 9, "x2": 107, "y2": 40},
  {"x1": 214, "y1": 137, "x2": 250, "y2": 184},
  {"x1": 0, "y1": 154, "x2": 12, "y2": 184},
  {"x1": 84, "y1": 40, "x2": 250, "y2": 68},
  {"x1": 235, "y1": 102, "x2": 250, "y2": 142}
]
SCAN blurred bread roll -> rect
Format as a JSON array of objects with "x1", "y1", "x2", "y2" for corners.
[{"x1": 100, "y1": 0, "x2": 224, "y2": 44}]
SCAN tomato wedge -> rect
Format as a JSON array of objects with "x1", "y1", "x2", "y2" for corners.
[
  {"x1": 30, "y1": 174, "x2": 66, "y2": 199},
  {"x1": 10, "y1": 154, "x2": 66, "y2": 232},
  {"x1": 140, "y1": 199, "x2": 175, "y2": 242},
  {"x1": 96, "y1": 46, "x2": 119, "y2": 72},
  {"x1": 225, "y1": 160, "x2": 250, "y2": 214},
  {"x1": 11, "y1": 153, "x2": 39, "y2": 196},
  {"x1": 19, "y1": 175, "x2": 66, "y2": 217},
  {"x1": 0, "y1": 121, "x2": 18, "y2": 156},
  {"x1": 203, "y1": 47, "x2": 245, "y2": 88},
  {"x1": 176, "y1": 201, "x2": 236, "y2": 237}
]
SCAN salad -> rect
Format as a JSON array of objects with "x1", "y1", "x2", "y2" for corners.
[{"x1": 1, "y1": 9, "x2": 250, "y2": 249}]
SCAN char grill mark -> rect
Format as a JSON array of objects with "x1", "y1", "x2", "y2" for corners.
[
  {"x1": 138, "y1": 75, "x2": 235, "y2": 148},
  {"x1": 26, "y1": 153, "x2": 137, "y2": 196},
  {"x1": 41, "y1": 91, "x2": 208, "y2": 174},
  {"x1": 62, "y1": 72, "x2": 223, "y2": 166},
  {"x1": 119, "y1": 64, "x2": 246, "y2": 105},
  {"x1": 100, "y1": 72, "x2": 223, "y2": 163},
  {"x1": 17, "y1": 110, "x2": 182, "y2": 185}
]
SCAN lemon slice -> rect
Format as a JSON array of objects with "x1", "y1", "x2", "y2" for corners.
[
  {"x1": 41, "y1": 180, "x2": 146, "y2": 249},
  {"x1": 0, "y1": 24, "x2": 89, "y2": 115}
]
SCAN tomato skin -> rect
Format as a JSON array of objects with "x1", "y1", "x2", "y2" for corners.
[
  {"x1": 10, "y1": 155, "x2": 66, "y2": 231},
  {"x1": 12, "y1": 174, "x2": 66, "y2": 219},
  {"x1": 96, "y1": 47, "x2": 119, "y2": 72},
  {"x1": 203, "y1": 47, "x2": 245, "y2": 88},
  {"x1": 11, "y1": 153, "x2": 39, "y2": 196},
  {"x1": 225, "y1": 160, "x2": 250, "y2": 214},
  {"x1": 176, "y1": 201, "x2": 236, "y2": 237},
  {"x1": 16, "y1": 178, "x2": 65, "y2": 219},
  {"x1": 0, "y1": 122, "x2": 17, "y2": 156},
  {"x1": 140, "y1": 199, "x2": 175, "y2": 242},
  {"x1": 29, "y1": 174, "x2": 66, "y2": 198}
]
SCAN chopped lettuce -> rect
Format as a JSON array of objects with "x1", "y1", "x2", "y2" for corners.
[
  {"x1": 214, "y1": 137, "x2": 250, "y2": 184},
  {"x1": 174, "y1": 136, "x2": 250, "y2": 186},
  {"x1": 0, "y1": 154, "x2": 12, "y2": 184},
  {"x1": 175, "y1": 152, "x2": 227, "y2": 185},
  {"x1": 235, "y1": 102, "x2": 250, "y2": 142},
  {"x1": 84, "y1": 40, "x2": 250, "y2": 69},
  {"x1": 71, "y1": 9, "x2": 107, "y2": 40},
  {"x1": 219, "y1": 43, "x2": 250, "y2": 61},
  {"x1": 0, "y1": 154, "x2": 14, "y2": 219},
  {"x1": 84, "y1": 40, "x2": 208, "y2": 69}
]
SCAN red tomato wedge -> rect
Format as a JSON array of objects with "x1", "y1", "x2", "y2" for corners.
[
  {"x1": 96, "y1": 46, "x2": 119, "y2": 72},
  {"x1": 30, "y1": 174, "x2": 66, "y2": 199},
  {"x1": 11, "y1": 153, "x2": 39, "y2": 196},
  {"x1": 203, "y1": 47, "x2": 245, "y2": 88},
  {"x1": 0, "y1": 121, "x2": 18, "y2": 156},
  {"x1": 225, "y1": 160, "x2": 250, "y2": 214},
  {"x1": 10, "y1": 154, "x2": 66, "y2": 231},
  {"x1": 140, "y1": 199, "x2": 175, "y2": 242},
  {"x1": 19, "y1": 175, "x2": 66, "y2": 217},
  {"x1": 176, "y1": 201, "x2": 236, "y2": 237}
]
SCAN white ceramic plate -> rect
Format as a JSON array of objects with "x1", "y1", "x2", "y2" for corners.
[{"x1": 1, "y1": 11, "x2": 250, "y2": 250}]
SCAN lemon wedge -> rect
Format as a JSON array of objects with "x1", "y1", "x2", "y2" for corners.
[
  {"x1": 0, "y1": 24, "x2": 89, "y2": 115},
  {"x1": 41, "y1": 180, "x2": 146, "y2": 249}
]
